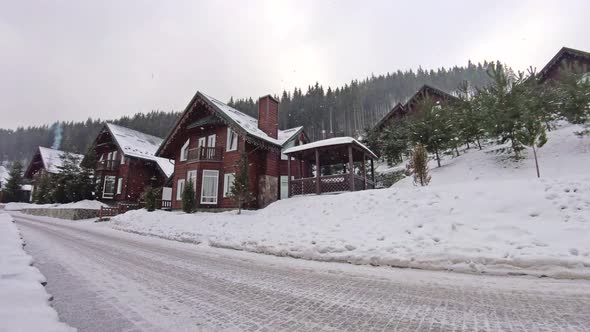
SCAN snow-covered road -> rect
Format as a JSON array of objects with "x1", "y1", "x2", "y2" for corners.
[{"x1": 15, "y1": 213, "x2": 590, "y2": 332}]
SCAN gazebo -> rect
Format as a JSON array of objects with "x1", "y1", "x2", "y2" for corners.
[{"x1": 283, "y1": 137, "x2": 377, "y2": 197}]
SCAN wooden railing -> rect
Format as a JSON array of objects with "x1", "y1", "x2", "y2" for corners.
[
  {"x1": 290, "y1": 174, "x2": 374, "y2": 196},
  {"x1": 96, "y1": 160, "x2": 119, "y2": 171},
  {"x1": 98, "y1": 202, "x2": 142, "y2": 221},
  {"x1": 187, "y1": 147, "x2": 222, "y2": 162}
]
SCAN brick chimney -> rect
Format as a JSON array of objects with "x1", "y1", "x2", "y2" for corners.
[{"x1": 258, "y1": 95, "x2": 279, "y2": 139}]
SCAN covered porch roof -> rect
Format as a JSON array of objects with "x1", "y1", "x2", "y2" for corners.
[{"x1": 283, "y1": 137, "x2": 377, "y2": 164}]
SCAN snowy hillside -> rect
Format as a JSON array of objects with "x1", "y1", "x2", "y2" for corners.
[{"x1": 111, "y1": 124, "x2": 590, "y2": 279}]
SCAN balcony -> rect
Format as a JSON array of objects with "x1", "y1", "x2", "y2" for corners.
[
  {"x1": 187, "y1": 147, "x2": 222, "y2": 162},
  {"x1": 96, "y1": 160, "x2": 119, "y2": 172}
]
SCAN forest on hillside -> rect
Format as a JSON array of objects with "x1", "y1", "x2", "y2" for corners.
[{"x1": 0, "y1": 61, "x2": 494, "y2": 165}]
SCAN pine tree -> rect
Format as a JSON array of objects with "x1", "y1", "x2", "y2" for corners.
[
  {"x1": 33, "y1": 172, "x2": 53, "y2": 204},
  {"x1": 230, "y1": 152, "x2": 252, "y2": 215},
  {"x1": 381, "y1": 118, "x2": 410, "y2": 165},
  {"x1": 4, "y1": 161, "x2": 24, "y2": 202},
  {"x1": 142, "y1": 186, "x2": 158, "y2": 212},
  {"x1": 408, "y1": 97, "x2": 453, "y2": 167},
  {"x1": 556, "y1": 69, "x2": 590, "y2": 126},
  {"x1": 406, "y1": 144, "x2": 431, "y2": 186},
  {"x1": 181, "y1": 180, "x2": 196, "y2": 213}
]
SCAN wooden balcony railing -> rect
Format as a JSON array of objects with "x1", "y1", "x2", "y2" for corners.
[
  {"x1": 96, "y1": 160, "x2": 119, "y2": 171},
  {"x1": 187, "y1": 147, "x2": 222, "y2": 162}
]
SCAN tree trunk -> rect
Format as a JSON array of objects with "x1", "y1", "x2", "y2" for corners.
[
  {"x1": 455, "y1": 146, "x2": 460, "y2": 157},
  {"x1": 476, "y1": 137, "x2": 482, "y2": 150},
  {"x1": 238, "y1": 199, "x2": 242, "y2": 215},
  {"x1": 532, "y1": 145, "x2": 541, "y2": 178},
  {"x1": 435, "y1": 149, "x2": 441, "y2": 167},
  {"x1": 510, "y1": 137, "x2": 519, "y2": 159},
  {"x1": 466, "y1": 142, "x2": 470, "y2": 149}
]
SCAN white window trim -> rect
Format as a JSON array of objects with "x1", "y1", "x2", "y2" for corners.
[
  {"x1": 180, "y1": 139, "x2": 190, "y2": 161},
  {"x1": 200, "y1": 170, "x2": 219, "y2": 204},
  {"x1": 176, "y1": 179, "x2": 185, "y2": 200},
  {"x1": 112, "y1": 151, "x2": 117, "y2": 161},
  {"x1": 223, "y1": 173, "x2": 235, "y2": 197},
  {"x1": 102, "y1": 176, "x2": 116, "y2": 199},
  {"x1": 226, "y1": 128, "x2": 238, "y2": 152},
  {"x1": 107, "y1": 152, "x2": 113, "y2": 161},
  {"x1": 120, "y1": 154, "x2": 125, "y2": 165},
  {"x1": 116, "y1": 178, "x2": 123, "y2": 195}
]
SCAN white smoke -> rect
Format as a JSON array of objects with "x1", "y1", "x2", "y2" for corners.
[{"x1": 51, "y1": 122, "x2": 63, "y2": 150}]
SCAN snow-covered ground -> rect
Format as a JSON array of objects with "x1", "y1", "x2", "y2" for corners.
[
  {"x1": 0, "y1": 213, "x2": 74, "y2": 332},
  {"x1": 5, "y1": 200, "x2": 107, "y2": 211},
  {"x1": 110, "y1": 123, "x2": 590, "y2": 279}
]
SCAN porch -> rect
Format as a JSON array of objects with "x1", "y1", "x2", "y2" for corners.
[{"x1": 283, "y1": 137, "x2": 377, "y2": 197}]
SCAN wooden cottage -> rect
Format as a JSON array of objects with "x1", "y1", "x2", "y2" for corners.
[
  {"x1": 374, "y1": 84, "x2": 457, "y2": 131},
  {"x1": 85, "y1": 123, "x2": 174, "y2": 205},
  {"x1": 538, "y1": 47, "x2": 590, "y2": 84},
  {"x1": 24, "y1": 146, "x2": 84, "y2": 198},
  {"x1": 155, "y1": 92, "x2": 308, "y2": 210}
]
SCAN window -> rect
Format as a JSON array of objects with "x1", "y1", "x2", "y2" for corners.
[
  {"x1": 200, "y1": 170, "x2": 219, "y2": 204},
  {"x1": 223, "y1": 173, "x2": 235, "y2": 197},
  {"x1": 120, "y1": 155, "x2": 125, "y2": 165},
  {"x1": 226, "y1": 128, "x2": 238, "y2": 151},
  {"x1": 99, "y1": 154, "x2": 104, "y2": 162},
  {"x1": 116, "y1": 178, "x2": 123, "y2": 195},
  {"x1": 107, "y1": 152, "x2": 113, "y2": 161},
  {"x1": 112, "y1": 151, "x2": 117, "y2": 161},
  {"x1": 102, "y1": 176, "x2": 116, "y2": 199},
  {"x1": 187, "y1": 170, "x2": 197, "y2": 191},
  {"x1": 180, "y1": 139, "x2": 190, "y2": 161},
  {"x1": 198, "y1": 137, "x2": 206, "y2": 148},
  {"x1": 176, "y1": 179, "x2": 185, "y2": 200}
]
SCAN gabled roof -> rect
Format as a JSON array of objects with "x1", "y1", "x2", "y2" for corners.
[
  {"x1": 374, "y1": 84, "x2": 455, "y2": 131},
  {"x1": 156, "y1": 91, "x2": 304, "y2": 157},
  {"x1": 34, "y1": 147, "x2": 84, "y2": 175},
  {"x1": 283, "y1": 136, "x2": 378, "y2": 159},
  {"x1": 538, "y1": 47, "x2": 590, "y2": 82},
  {"x1": 102, "y1": 123, "x2": 174, "y2": 178}
]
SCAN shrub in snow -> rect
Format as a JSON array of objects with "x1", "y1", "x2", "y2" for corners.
[
  {"x1": 230, "y1": 152, "x2": 253, "y2": 215},
  {"x1": 407, "y1": 144, "x2": 431, "y2": 186},
  {"x1": 182, "y1": 180, "x2": 196, "y2": 213},
  {"x1": 142, "y1": 186, "x2": 158, "y2": 212}
]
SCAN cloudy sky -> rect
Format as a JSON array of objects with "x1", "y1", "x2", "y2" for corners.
[{"x1": 1, "y1": 0, "x2": 588, "y2": 129}]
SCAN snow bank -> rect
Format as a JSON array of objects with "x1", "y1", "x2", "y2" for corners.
[
  {"x1": 4, "y1": 200, "x2": 107, "y2": 211},
  {"x1": 0, "y1": 213, "x2": 74, "y2": 331},
  {"x1": 111, "y1": 124, "x2": 590, "y2": 279}
]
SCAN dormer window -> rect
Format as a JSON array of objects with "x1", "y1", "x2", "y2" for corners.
[
  {"x1": 180, "y1": 139, "x2": 190, "y2": 161},
  {"x1": 227, "y1": 128, "x2": 238, "y2": 152}
]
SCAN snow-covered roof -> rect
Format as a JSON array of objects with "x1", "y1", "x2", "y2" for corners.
[
  {"x1": 283, "y1": 137, "x2": 378, "y2": 158},
  {"x1": 200, "y1": 92, "x2": 302, "y2": 147},
  {"x1": 106, "y1": 123, "x2": 174, "y2": 178},
  {"x1": 38, "y1": 147, "x2": 84, "y2": 174}
]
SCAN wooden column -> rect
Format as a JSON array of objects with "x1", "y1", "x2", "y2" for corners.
[
  {"x1": 299, "y1": 159, "x2": 303, "y2": 179},
  {"x1": 370, "y1": 158, "x2": 375, "y2": 187},
  {"x1": 315, "y1": 148, "x2": 320, "y2": 195},
  {"x1": 287, "y1": 155, "x2": 292, "y2": 198},
  {"x1": 348, "y1": 145, "x2": 355, "y2": 191},
  {"x1": 362, "y1": 152, "x2": 367, "y2": 190}
]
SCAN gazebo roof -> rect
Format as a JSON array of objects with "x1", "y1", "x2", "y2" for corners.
[{"x1": 283, "y1": 137, "x2": 378, "y2": 159}]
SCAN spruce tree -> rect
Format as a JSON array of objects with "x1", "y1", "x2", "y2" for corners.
[
  {"x1": 33, "y1": 172, "x2": 53, "y2": 204},
  {"x1": 230, "y1": 152, "x2": 252, "y2": 215},
  {"x1": 181, "y1": 180, "x2": 196, "y2": 213},
  {"x1": 142, "y1": 186, "x2": 158, "y2": 212},
  {"x1": 407, "y1": 97, "x2": 452, "y2": 167},
  {"x1": 381, "y1": 118, "x2": 410, "y2": 165},
  {"x1": 4, "y1": 161, "x2": 24, "y2": 202}
]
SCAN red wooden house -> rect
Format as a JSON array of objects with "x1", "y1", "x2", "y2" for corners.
[
  {"x1": 24, "y1": 146, "x2": 84, "y2": 197},
  {"x1": 538, "y1": 47, "x2": 590, "y2": 84},
  {"x1": 85, "y1": 123, "x2": 174, "y2": 205},
  {"x1": 156, "y1": 92, "x2": 308, "y2": 210},
  {"x1": 374, "y1": 84, "x2": 457, "y2": 131}
]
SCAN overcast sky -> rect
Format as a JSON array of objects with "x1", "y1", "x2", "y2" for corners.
[{"x1": 1, "y1": 0, "x2": 588, "y2": 129}]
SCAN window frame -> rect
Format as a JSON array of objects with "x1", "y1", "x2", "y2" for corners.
[
  {"x1": 116, "y1": 177, "x2": 123, "y2": 195},
  {"x1": 200, "y1": 170, "x2": 219, "y2": 204},
  {"x1": 223, "y1": 173, "x2": 235, "y2": 198},
  {"x1": 102, "y1": 175, "x2": 117, "y2": 199},
  {"x1": 180, "y1": 139, "x2": 190, "y2": 161},
  {"x1": 226, "y1": 128, "x2": 238, "y2": 152},
  {"x1": 176, "y1": 179, "x2": 185, "y2": 200},
  {"x1": 187, "y1": 170, "x2": 197, "y2": 192}
]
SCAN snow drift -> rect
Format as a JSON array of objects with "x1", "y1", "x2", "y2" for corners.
[
  {"x1": 111, "y1": 124, "x2": 590, "y2": 279},
  {"x1": 0, "y1": 213, "x2": 74, "y2": 331}
]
